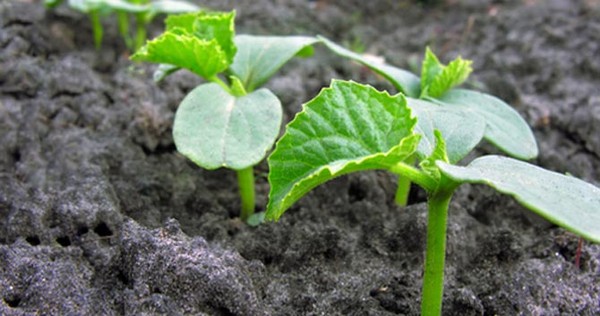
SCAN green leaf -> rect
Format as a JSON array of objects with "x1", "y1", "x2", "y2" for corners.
[
  {"x1": 438, "y1": 156, "x2": 600, "y2": 243},
  {"x1": 437, "y1": 89, "x2": 538, "y2": 160},
  {"x1": 192, "y1": 11, "x2": 237, "y2": 65},
  {"x1": 228, "y1": 35, "x2": 319, "y2": 91},
  {"x1": 266, "y1": 80, "x2": 420, "y2": 221},
  {"x1": 420, "y1": 48, "x2": 473, "y2": 98},
  {"x1": 45, "y1": 0, "x2": 63, "y2": 8},
  {"x1": 408, "y1": 98, "x2": 485, "y2": 164},
  {"x1": 419, "y1": 130, "x2": 449, "y2": 182},
  {"x1": 426, "y1": 57, "x2": 472, "y2": 98},
  {"x1": 319, "y1": 36, "x2": 421, "y2": 97},
  {"x1": 133, "y1": 11, "x2": 235, "y2": 79},
  {"x1": 173, "y1": 83, "x2": 282, "y2": 170},
  {"x1": 165, "y1": 12, "x2": 198, "y2": 32},
  {"x1": 420, "y1": 47, "x2": 443, "y2": 93},
  {"x1": 132, "y1": 31, "x2": 229, "y2": 79}
]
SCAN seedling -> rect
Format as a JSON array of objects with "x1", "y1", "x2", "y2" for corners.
[
  {"x1": 44, "y1": 0, "x2": 199, "y2": 50},
  {"x1": 319, "y1": 37, "x2": 538, "y2": 206},
  {"x1": 131, "y1": 11, "x2": 318, "y2": 222},
  {"x1": 265, "y1": 55, "x2": 600, "y2": 314}
]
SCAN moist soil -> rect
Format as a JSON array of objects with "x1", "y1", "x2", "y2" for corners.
[{"x1": 1, "y1": 0, "x2": 599, "y2": 315}]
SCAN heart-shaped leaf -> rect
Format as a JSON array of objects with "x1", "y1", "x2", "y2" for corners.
[
  {"x1": 437, "y1": 89, "x2": 538, "y2": 160},
  {"x1": 173, "y1": 83, "x2": 282, "y2": 170},
  {"x1": 228, "y1": 35, "x2": 319, "y2": 91},
  {"x1": 408, "y1": 98, "x2": 485, "y2": 163},
  {"x1": 319, "y1": 36, "x2": 421, "y2": 98},
  {"x1": 266, "y1": 80, "x2": 420, "y2": 221},
  {"x1": 438, "y1": 156, "x2": 600, "y2": 243}
]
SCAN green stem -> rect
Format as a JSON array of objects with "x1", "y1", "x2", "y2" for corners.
[
  {"x1": 389, "y1": 161, "x2": 436, "y2": 192},
  {"x1": 421, "y1": 190, "x2": 453, "y2": 316},
  {"x1": 209, "y1": 75, "x2": 233, "y2": 94},
  {"x1": 395, "y1": 156, "x2": 416, "y2": 206},
  {"x1": 117, "y1": 12, "x2": 133, "y2": 51},
  {"x1": 237, "y1": 167, "x2": 255, "y2": 222},
  {"x1": 89, "y1": 10, "x2": 103, "y2": 49},
  {"x1": 134, "y1": 13, "x2": 147, "y2": 52}
]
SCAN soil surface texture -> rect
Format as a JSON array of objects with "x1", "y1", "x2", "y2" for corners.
[{"x1": 1, "y1": 0, "x2": 599, "y2": 315}]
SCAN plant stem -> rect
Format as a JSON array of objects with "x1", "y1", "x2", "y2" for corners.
[
  {"x1": 395, "y1": 156, "x2": 416, "y2": 206},
  {"x1": 117, "y1": 12, "x2": 133, "y2": 51},
  {"x1": 134, "y1": 14, "x2": 147, "y2": 51},
  {"x1": 237, "y1": 167, "x2": 255, "y2": 222},
  {"x1": 389, "y1": 161, "x2": 436, "y2": 192},
  {"x1": 90, "y1": 10, "x2": 103, "y2": 49},
  {"x1": 209, "y1": 76, "x2": 233, "y2": 94},
  {"x1": 421, "y1": 190, "x2": 453, "y2": 316}
]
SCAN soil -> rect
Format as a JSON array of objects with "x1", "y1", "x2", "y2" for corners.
[{"x1": 1, "y1": 0, "x2": 599, "y2": 315}]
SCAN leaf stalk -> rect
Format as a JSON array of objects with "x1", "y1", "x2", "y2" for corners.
[{"x1": 389, "y1": 161, "x2": 437, "y2": 192}]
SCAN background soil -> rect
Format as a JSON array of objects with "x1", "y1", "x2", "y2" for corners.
[{"x1": 1, "y1": 0, "x2": 599, "y2": 315}]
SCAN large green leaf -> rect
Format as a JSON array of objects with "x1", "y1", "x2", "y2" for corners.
[
  {"x1": 437, "y1": 89, "x2": 538, "y2": 160},
  {"x1": 408, "y1": 98, "x2": 485, "y2": 164},
  {"x1": 228, "y1": 35, "x2": 319, "y2": 91},
  {"x1": 266, "y1": 80, "x2": 420, "y2": 221},
  {"x1": 319, "y1": 36, "x2": 421, "y2": 98},
  {"x1": 173, "y1": 83, "x2": 282, "y2": 170},
  {"x1": 438, "y1": 156, "x2": 600, "y2": 243}
]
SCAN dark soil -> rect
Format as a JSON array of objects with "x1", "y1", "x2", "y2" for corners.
[{"x1": 1, "y1": 0, "x2": 599, "y2": 315}]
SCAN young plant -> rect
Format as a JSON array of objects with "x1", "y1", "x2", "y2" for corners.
[
  {"x1": 319, "y1": 37, "x2": 538, "y2": 206},
  {"x1": 44, "y1": 0, "x2": 199, "y2": 50},
  {"x1": 131, "y1": 11, "x2": 318, "y2": 223},
  {"x1": 265, "y1": 83, "x2": 600, "y2": 314}
]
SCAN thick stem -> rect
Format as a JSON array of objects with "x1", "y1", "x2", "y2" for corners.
[
  {"x1": 421, "y1": 190, "x2": 453, "y2": 316},
  {"x1": 237, "y1": 167, "x2": 255, "y2": 222},
  {"x1": 90, "y1": 10, "x2": 103, "y2": 49}
]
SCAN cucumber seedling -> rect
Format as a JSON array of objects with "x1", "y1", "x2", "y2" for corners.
[
  {"x1": 319, "y1": 37, "x2": 538, "y2": 206},
  {"x1": 265, "y1": 79, "x2": 600, "y2": 314},
  {"x1": 132, "y1": 11, "x2": 318, "y2": 223},
  {"x1": 44, "y1": 0, "x2": 199, "y2": 50}
]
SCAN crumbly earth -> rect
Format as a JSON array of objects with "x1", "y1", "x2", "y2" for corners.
[{"x1": 1, "y1": 0, "x2": 599, "y2": 315}]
